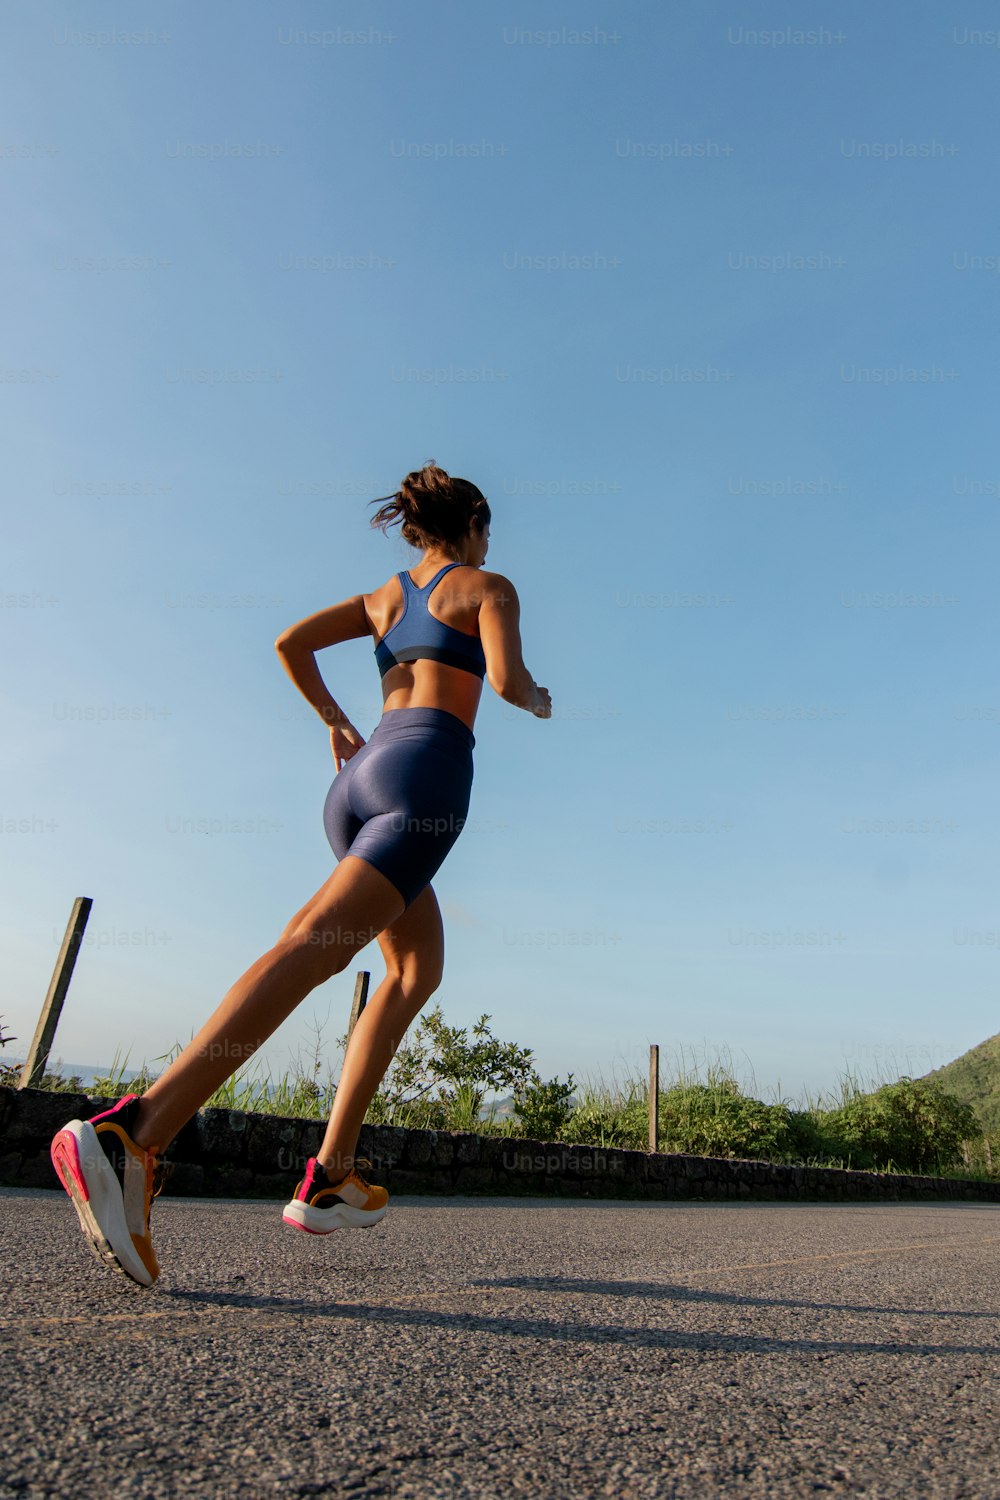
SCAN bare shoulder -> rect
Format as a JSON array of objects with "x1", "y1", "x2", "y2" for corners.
[
  {"x1": 361, "y1": 572, "x2": 403, "y2": 638},
  {"x1": 476, "y1": 569, "x2": 520, "y2": 609}
]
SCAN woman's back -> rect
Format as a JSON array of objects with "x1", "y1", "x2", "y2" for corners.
[{"x1": 365, "y1": 562, "x2": 494, "y2": 731}]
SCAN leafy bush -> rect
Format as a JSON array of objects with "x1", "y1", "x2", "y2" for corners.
[
  {"x1": 783, "y1": 1108, "x2": 834, "y2": 1162},
  {"x1": 657, "y1": 1074, "x2": 797, "y2": 1160},
  {"x1": 559, "y1": 1066, "x2": 801, "y2": 1159},
  {"x1": 512, "y1": 1072, "x2": 576, "y2": 1140},
  {"x1": 561, "y1": 1101, "x2": 645, "y2": 1148},
  {"x1": 364, "y1": 1005, "x2": 535, "y2": 1131},
  {"x1": 818, "y1": 1075, "x2": 979, "y2": 1173},
  {"x1": 957, "y1": 1130, "x2": 1000, "y2": 1177},
  {"x1": 558, "y1": 1073, "x2": 649, "y2": 1148}
]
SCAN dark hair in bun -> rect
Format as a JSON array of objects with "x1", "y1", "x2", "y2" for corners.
[{"x1": 370, "y1": 462, "x2": 491, "y2": 552}]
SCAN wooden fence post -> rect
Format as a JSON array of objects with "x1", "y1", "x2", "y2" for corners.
[
  {"x1": 648, "y1": 1043, "x2": 659, "y2": 1152},
  {"x1": 347, "y1": 970, "x2": 370, "y2": 1044},
  {"x1": 18, "y1": 897, "x2": 93, "y2": 1090}
]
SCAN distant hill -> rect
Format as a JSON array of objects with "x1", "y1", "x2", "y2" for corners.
[
  {"x1": 923, "y1": 1033, "x2": 1000, "y2": 1132},
  {"x1": 478, "y1": 1094, "x2": 581, "y2": 1122},
  {"x1": 479, "y1": 1095, "x2": 518, "y2": 1120}
]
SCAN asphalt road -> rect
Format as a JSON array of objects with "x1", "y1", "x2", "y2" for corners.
[{"x1": 2, "y1": 1187, "x2": 999, "y2": 1498}]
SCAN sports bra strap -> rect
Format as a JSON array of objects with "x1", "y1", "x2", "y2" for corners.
[{"x1": 401, "y1": 563, "x2": 462, "y2": 595}]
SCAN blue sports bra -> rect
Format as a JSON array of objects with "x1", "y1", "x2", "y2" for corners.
[{"x1": 374, "y1": 563, "x2": 487, "y2": 681}]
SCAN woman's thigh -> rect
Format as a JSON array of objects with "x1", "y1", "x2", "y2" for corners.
[{"x1": 282, "y1": 854, "x2": 407, "y2": 975}]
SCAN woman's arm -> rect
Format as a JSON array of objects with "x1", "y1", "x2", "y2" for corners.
[
  {"x1": 478, "y1": 573, "x2": 551, "y2": 717},
  {"x1": 274, "y1": 648, "x2": 351, "y2": 728},
  {"x1": 274, "y1": 594, "x2": 371, "y2": 728}
]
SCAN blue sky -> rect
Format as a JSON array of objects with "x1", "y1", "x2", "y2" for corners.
[{"x1": 4, "y1": 1, "x2": 999, "y2": 1108}]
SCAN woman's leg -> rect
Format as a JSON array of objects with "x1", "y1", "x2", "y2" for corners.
[
  {"x1": 130, "y1": 855, "x2": 407, "y2": 1154},
  {"x1": 315, "y1": 882, "x2": 445, "y2": 1178}
]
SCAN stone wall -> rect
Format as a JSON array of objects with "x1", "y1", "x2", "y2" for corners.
[{"x1": 4, "y1": 1085, "x2": 1000, "y2": 1203}]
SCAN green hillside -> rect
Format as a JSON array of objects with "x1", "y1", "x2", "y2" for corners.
[{"x1": 924, "y1": 1032, "x2": 1000, "y2": 1132}]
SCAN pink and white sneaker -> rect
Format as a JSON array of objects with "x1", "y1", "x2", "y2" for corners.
[
  {"x1": 50, "y1": 1093, "x2": 164, "y2": 1288},
  {"x1": 282, "y1": 1156, "x2": 388, "y2": 1235}
]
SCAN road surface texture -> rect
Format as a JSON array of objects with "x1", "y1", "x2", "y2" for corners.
[{"x1": 2, "y1": 1187, "x2": 999, "y2": 1498}]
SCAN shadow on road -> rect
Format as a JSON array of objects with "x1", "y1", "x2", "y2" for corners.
[
  {"x1": 159, "y1": 1285, "x2": 1000, "y2": 1358},
  {"x1": 476, "y1": 1274, "x2": 999, "y2": 1320}
]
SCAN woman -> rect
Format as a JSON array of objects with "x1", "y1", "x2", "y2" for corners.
[{"x1": 50, "y1": 463, "x2": 551, "y2": 1287}]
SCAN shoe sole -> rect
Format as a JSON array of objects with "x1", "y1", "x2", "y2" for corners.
[
  {"x1": 281, "y1": 1200, "x2": 388, "y2": 1235},
  {"x1": 50, "y1": 1122, "x2": 156, "y2": 1288}
]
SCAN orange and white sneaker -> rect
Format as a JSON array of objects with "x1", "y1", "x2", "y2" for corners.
[
  {"x1": 50, "y1": 1093, "x2": 164, "y2": 1288},
  {"x1": 282, "y1": 1156, "x2": 388, "y2": 1235}
]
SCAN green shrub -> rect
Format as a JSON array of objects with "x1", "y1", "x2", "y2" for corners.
[
  {"x1": 657, "y1": 1075, "x2": 796, "y2": 1160},
  {"x1": 561, "y1": 1100, "x2": 646, "y2": 1149},
  {"x1": 361, "y1": 1005, "x2": 536, "y2": 1132},
  {"x1": 784, "y1": 1108, "x2": 835, "y2": 1162},
  {"x1": 819, "y1": 1075, "x2": 979, "y2": 1173},
  {"x1": 956, "y1": 1130, "x2": 1000, "y2": 1178},
  {"x1": 556, "y1": 1072, "x2": 648, "y2": 1148},
  {"x1": 512, "y1": 1072, "x2": 577, "y2": 1140}
]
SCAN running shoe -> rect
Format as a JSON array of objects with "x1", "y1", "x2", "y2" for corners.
[
  {"x1": 50, "y1": 1093, "x2": 164, "y2": 1288},
  {"x1": 282, "y1": 1156, "x2": 388, "y2": 1235}
]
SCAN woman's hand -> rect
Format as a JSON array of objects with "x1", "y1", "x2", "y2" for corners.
[
  {"x1": 329, "y1": 722, "x2": 366, "y2": 771},
  {"x1": 531, "y1": 684, "x2": 552, "y2": 718}
]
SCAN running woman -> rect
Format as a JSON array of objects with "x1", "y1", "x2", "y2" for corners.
[{"x1": 50, "y1": 463, "x2": 551, "y2": 1286}]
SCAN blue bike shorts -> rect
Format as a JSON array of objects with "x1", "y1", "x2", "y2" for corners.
[{"x1": 322, "y1": 706, "x2": 475, "y2": 909}]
